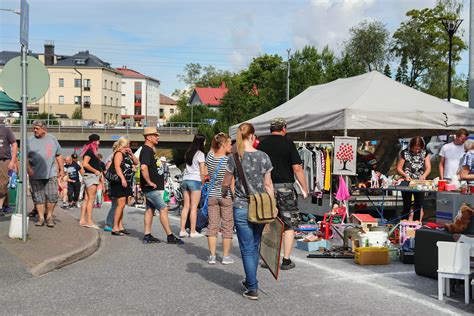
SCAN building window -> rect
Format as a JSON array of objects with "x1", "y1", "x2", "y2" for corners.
[
  {"x1": 83, "y1": 79, "x2": 91, "y2": 90},
  {"x1": 110, "y1": 97, "x2": 113, "y2": 105},
  {"x1": 58, "y1": 78, "x2": 64, "y2": 87},
  {"x1": 110, "y1": 81, "x2": 113, "y2": 90},
  {"x1": 170, "y1": 108, "x2": 175, "y2": 114},
  {"x1": 134, "y1": 107, "x2": 141, "y2": 115},
  {"x1": 116, "y1": 82, "x2": 119, "y2": 91},
  {"x1": 74, "y1": 96, "x2": 81, "y2": 105},
  {"x1": 74, "y1": 79, "x2": 81, "y2": 88},
  {"x1": 59, "y1": 96, "x2": 64, "y2": 104},
  {"x1": 116, "y1": 98, "x2": 119, "y2": 106},
  {"x1": 104, "y1": 79, "x2": 107, "y2": 89},
  {"x1": 84, "y1": 96, "x2": 90, "y2": 103},
  {"x1": 159, "y1": 108, "x2": 164, "y2": 118},
  {"x1": 104, "y1": 96, "x2": 107, "y2": 105}
]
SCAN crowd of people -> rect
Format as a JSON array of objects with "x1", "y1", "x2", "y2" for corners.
[{"x1": 1, "y1": 116, "x2": 473, "y2": 301}]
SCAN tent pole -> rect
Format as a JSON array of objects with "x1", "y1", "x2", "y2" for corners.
[{"x1": 343, "y1": 129, "x2": 350, "y2": 221}]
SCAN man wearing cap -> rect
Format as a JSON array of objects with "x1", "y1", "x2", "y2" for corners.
[
  {"x1": 139, "y1": 127, "x2": 183, "y2": 244},
  {"x1": 258, "y1": 117, "x2": 308, "y2": 270},
  {"x1": 0, "y1": 118, "x2": 17, "y2": 214},
  {"x1": 27, "y1": 120, "x2": 64, "y2": 227}
]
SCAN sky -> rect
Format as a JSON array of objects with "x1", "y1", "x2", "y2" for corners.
[{"x1": 0, "y1": 0, "x2": 471, "y2": 96}]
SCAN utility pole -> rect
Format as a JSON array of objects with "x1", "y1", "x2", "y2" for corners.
[
  {"x1": 470, "y1": 0, "x2": 474, "y2": 108},
  {"x1": 286, "y1": 48, "x2": 291, "y2": 101}
]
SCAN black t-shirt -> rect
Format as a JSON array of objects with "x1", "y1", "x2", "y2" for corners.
[
  {"x1": 99, "y1": 161, "x2": 106, "y2": 173},
  {"x1": 258, "y1": 134, "x2": 302, "y2": 184},
  {"x1": 139, "y1": 145, "x2": 164, "y2": 192},
  {"x1": 64, "y1": 162, "x2": 81, "y2": 181},
  {"x1": 83, "y1": 149, "x2": 101, "y2": 173}
]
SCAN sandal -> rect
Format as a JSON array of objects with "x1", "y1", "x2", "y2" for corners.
[
  {"x1": 120, "y1": 229, "x2": 130, "y2": 235},
  {"x1": 35, "y1": 219, "x2": 44, "y2": 227},
  {"x1": 111, "y1": 231, "x2": 125, "y2": 236}
]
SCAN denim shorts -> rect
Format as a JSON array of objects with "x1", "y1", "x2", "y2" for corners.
[
  {"x1": 181, "y1": 180, "x2": 202, "y2": 192},
  {"x1": 144, "y1": 190, "x2": 167, "y2": 212}
]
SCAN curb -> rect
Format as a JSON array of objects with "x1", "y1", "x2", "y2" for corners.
[{"x1": 29, "y1": 230, "x2": 101, "y2": 277}]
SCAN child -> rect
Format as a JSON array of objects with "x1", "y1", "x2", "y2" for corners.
[{"x1": 59, "y1": 175, "x2": 69, "y2": 208}]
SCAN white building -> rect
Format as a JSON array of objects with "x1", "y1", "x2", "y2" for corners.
[{"x1": 116, "y1": 67, "x2": 160, "y2": 126}]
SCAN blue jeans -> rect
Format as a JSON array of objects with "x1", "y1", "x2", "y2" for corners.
[
  {"x1": 234, "y1": 207, "x2": 265, "y2": 292},
  {"x1": 105, "y1": 198, "x2": 117, "y2": 226}
]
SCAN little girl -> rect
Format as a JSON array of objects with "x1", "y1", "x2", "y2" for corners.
[{"x1": 59, "y1": 175, "x2": 69, "y2": 208}]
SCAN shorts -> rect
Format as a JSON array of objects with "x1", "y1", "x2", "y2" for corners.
[
  {"x1": 274, "y1": 183, "x2": 300, "y2": 231},
  {"x1": 83, "y1": 173, "x2": 100, "y2": 188},
  {"x1": 144, "y1": 189, "x2": 167, "y2": 212},
  {"x1": 30, "y1": 177, "x2": 59, "y2": 204},
  {"x1": 0, "y1": 160, "x2": 9, "y2": 198},
  {"x1": 181, "y1": 180, "x2": 202, "y2": 192}
]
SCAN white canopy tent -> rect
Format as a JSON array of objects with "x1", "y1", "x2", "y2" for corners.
[{"x1": 229, "y1": 71, "x2": 474, "y2": 140}]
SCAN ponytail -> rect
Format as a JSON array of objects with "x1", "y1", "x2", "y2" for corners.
[{"x1": 236, "y1": 123, "x2": 255, "y2": 158}]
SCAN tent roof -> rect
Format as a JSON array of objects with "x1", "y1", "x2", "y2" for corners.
[
  {"x1": 0, "y1": 91, "x2": 21, "y2": 112},
  {"x1": 230, "y1": 71, "x2": 474, "y2": 140}
]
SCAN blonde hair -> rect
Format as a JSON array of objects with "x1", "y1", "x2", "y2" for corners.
[
  {"x1": 112, "y1": 137, "x2": 130, "y2": 152},
  {"x1": 211, "y1": 132, "x2": 230, "y2": 150},
  {"x1": 464, "y1": 139, "x2": 474, "y2": 152},
  {"x1": 236, "y1": 123, "x2": 255, "y2": 158}
]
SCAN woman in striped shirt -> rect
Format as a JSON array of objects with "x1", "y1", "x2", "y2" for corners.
[{"x1": 206, "y1": 132, "x2": 234, "y2": 265}]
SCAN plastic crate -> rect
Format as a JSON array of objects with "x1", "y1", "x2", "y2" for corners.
[
  {"x1": 296, "y1": 239, "x2": 330, "y2": 252},
  {"x1": 355, "y1": 247, "x2": 389, "y2": 265}
]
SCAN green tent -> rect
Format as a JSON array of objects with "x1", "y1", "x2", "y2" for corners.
[{"x1": 0, "y1": 91, "x2": 21, "y2": 112}]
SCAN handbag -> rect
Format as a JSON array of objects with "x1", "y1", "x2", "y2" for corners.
[
  {"x1": 233, "y1": 152, "x2": 277, "y2": 224},
  {"x1": 196, "y1": 157, "x2": 225, "y2": 231},
  {"x1": 104, "y1": 153, "x2": 120, "y2": 183}
]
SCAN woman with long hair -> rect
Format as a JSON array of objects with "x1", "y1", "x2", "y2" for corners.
[
  {"x1": 396, "y1": 136, "x2": 431, "y2": 221},
  {"x1": 179, "y1": 133, "x2": 207, "y2": 238},
  {"x1": 79, "y1": 134, "x2": 102, "y2": 228},
  {"x1": 206, "y1": 132, "x2": 233, "y2": 265},
  {"x1": 109, "y1": 137, "x2": 138, "y2": 236},
  {"x1": 222, "y1": 123, "x2": 274, "y2": 300}
]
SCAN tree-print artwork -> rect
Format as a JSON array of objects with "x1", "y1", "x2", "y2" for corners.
[{"x1": 336, "y1": 143, "x2": 354, "y2": 171}]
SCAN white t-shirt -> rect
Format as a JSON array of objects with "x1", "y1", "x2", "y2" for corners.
[
  {"x1": 439, "y1": 142, "x2": 465, "y2": 179},
  {"x1": 183, "y1": 150, "x2": 205, "y2": 182}
]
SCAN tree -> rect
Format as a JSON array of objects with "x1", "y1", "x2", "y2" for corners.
[
  {"x1": 72, "y1": 107, "x2": 82, "y2": 119},
  {"x1": 344, "y1": 20, "x2": 390, "y2": 72},
  {"x1": 383, "y1": 64, "x2": 392, "y2": 78},
  {"x1": 391, "y1": 1, "x2": 467, "y2": 90}
]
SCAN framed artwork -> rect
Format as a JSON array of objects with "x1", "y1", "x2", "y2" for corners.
[{"x1": 333, "y1": 136, "x2": 357, "y2": 176}]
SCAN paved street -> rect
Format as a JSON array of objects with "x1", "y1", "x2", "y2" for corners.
[{"x1": 1, "y1": 203, "x2": 473, "y2": 315}]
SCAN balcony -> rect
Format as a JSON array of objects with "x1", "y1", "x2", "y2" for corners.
[
  {"x1": 83, "y1": 101, "x2": 91, "y2": 108},
  {"x1": 84, "y1": 87, "x2": 90, "y2": 91}
]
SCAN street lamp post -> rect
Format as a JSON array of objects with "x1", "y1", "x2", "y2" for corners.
[{"x1": 442, "y1": 18, "x2": 463, "y2": 102}]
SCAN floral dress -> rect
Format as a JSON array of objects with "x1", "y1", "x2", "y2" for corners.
[{"x1": 400, "y1": 149, "x2": 427, "y2": 180}]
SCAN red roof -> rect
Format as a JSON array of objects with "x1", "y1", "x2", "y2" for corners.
[
  {"x1": 160, "y1": 94, "x2": 177, "y2": 105},
  {"x1": 115, "y1": 67, "x2": 160, "y2": 83},
  {"x1": 193, "y1": 82, "x2": 228, "y2": 106},
  {"x1": 351, "y1": 214, "x2": 377, "y2": 223}
]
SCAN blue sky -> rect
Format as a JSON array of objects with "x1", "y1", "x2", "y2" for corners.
[{"x1": 0, "y1": 0, "x2": 470, "y2": 96}]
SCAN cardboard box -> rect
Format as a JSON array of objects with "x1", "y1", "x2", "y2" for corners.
[
  {"x1": 354, "y1": 247, "x2": 389, "y2": 265},
  {"x1": 296, "y1": 239, "x2": 330, "y2": 252}
]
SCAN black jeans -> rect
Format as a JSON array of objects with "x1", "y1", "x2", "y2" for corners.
[
  {"x1": 401, "y1": 191, "x2": 424, "y2": 221},
  {"x1": 68, "y1": 181, "x2": 81, "y2": 203}
]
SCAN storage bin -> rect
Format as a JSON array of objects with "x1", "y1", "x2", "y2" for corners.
[
  {"x1": 355, "y1": 247, "x2": 389, "y2": 265},
  {"x1": 296, "y1": 239, "x2": 330, "y2": 252},
  {"x1": 359, "y1": 231, "x2": 388, "y2": 247}
]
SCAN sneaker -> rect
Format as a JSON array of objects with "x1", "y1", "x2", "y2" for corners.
[
  {"x1": 167, "y1": 234, "x2": 184, "y2": 245},
  {"x1": 260, "y1": 262, "x2": 269, "y2": 269},
  {"x1": 189, "y1": 232, "x2": 204, "y2": 238},
  {"x1": 75, "y1": 202, "x2": 81, "y2": 208},
  {"x1": 241, "y1": 280, "x2": 249, "y2": 291},
  {"x1": 178, "y1": 230, "x2": 189, "y2": 238},
  {"x1": 143, "y1": 234, "x2": 160, "y2": 244},
  {"x1": 103, "y1": 226, "x2": 113, "y2": 232},
  {"x1": 221, "y1": 256, "x2": 234, "y2": 265},
  {"x1": 242, "y1": 290, "x2": 258, "y2": 300},
  {"x1": 3, "y1": 206, "x2": 11, "y2": 213},
  {"x1": 207, "y1": 255, "x2": 216, "y2": 265},
  {"x1": 46, "y1": 217, "x2": 55, "y2": 228},
  {"x1": 28, "y1": 209, "x2": 38, "y2": 218},
  {"x1": 281, "y1": 259, "x2": 296, "y2": 270}
]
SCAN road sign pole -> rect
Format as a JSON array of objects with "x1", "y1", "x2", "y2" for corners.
[{"x1": 21, "y1": 43, "x2": 28, "y2": 241}]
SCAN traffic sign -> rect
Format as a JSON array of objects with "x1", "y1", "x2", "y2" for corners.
[
  {"x1": 20, "y1": 0, "x2": 29, "y2": 46},
  {"x1": 1, "y1": 56, "x2": 49, "y2": 103}
]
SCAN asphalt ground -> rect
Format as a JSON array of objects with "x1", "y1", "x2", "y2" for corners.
[{"x1": 0, "y1": 202, "x2": 473, "y2": 315}]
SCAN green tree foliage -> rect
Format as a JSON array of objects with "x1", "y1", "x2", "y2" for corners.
[
  {"x1": 14, "y1": 112, "x2": 59, "y2": 125},
  {"x1": 71, "y1": 107, "x2": 82, "y2": 119},
  {"x1": 391, "y1": 1, "x2": 467, "y2": 94},
  {"x1": 383, "y1": 64, "x2": 392, "y2": 78},
  {"x1": 344, "y1": 20, "x2": 390, "y2": 72}
]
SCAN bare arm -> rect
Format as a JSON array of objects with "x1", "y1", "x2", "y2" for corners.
[
  {"x1": 222, "y1": 171, "x2": 233, "y2": 197},
  {"x1": 396, "y1": 157, "x2": 410, "y2": 180},
  {"x1": 199, "y1": 162, "x2": 207, "y2": 184},
  {"x1": 263, "y1": 172, "x2": 274, "y2": 197},
  {"x1": 114, "y1": 152, "x2": 125, "y2": 181},
  {"x1": 8, "y1": 142, "x2": 18, "y2": 171},
  {"x1": 459, "y1": 166, "x2": 474, "y2": 181},
  {"x1": 420, "y1": 154, "x2": 431, "y2": 180},
  {"x1": 438, "y1": 156, "x2": 445, "y2": 180},
  {"x1": 56, "y1": 155, "x2": 65, "y2": 178},
  {"x1": 82, "y1": 155, "x2": 100, "y2": 175},
  {"x1": 140, "y1": 164, "x2": 157, "y2": 189},
  {"x1": 293, "y1": 164, "x2": 308, "y2": 197}
]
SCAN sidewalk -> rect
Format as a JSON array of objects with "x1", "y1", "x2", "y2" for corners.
[{"x1": 0, "y1": 198, "x2": 100, "y2": 276}]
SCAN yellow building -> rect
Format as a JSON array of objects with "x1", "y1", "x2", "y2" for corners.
[{"x1": 1, "y1": 42, "x2": 123, "y2": 123}]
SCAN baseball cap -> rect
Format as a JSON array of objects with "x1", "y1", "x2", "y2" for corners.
[
  {"x1": 71, "y1": 153, "x2": 78, "y2": 159},
  {"x1": 270, "y1": 117, "x2": 287, "y2": 130}
]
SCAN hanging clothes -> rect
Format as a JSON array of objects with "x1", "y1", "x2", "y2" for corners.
[
  {"x1": 313, "y1": 148, "x2": 323, "y2": 193},
  {"x1": 298, "y1": 146, "x2": 314, "y2": 190},
  {"x1": 324, "y1": 149, "x2": 331, "y2": 191}
]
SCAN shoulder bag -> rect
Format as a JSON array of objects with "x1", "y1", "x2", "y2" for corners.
[
  {"x1": 233, "y1": 152, "x2": 277, "y2": 224},
  {"x1": 105, "y1": 153, "x2": 120, "y2": 183}
]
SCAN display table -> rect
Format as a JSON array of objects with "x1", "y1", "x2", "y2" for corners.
[{"x1": 350, "y1": 187, "x2": 437, "y2": 223}]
